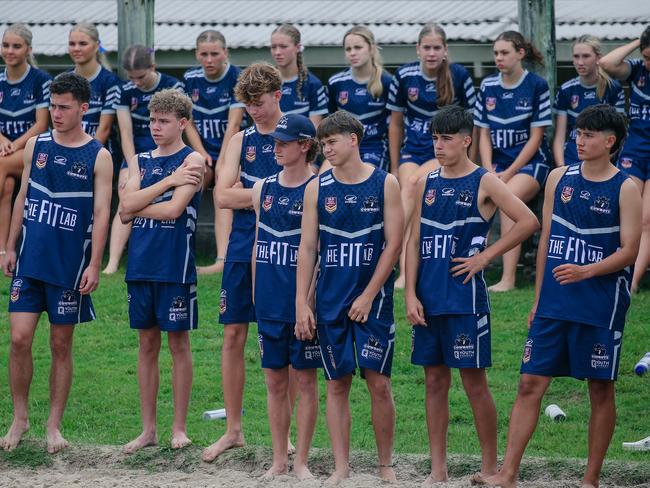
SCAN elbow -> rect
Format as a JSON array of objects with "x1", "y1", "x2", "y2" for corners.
[
  {"x1": 164, "y1": 203, "x2": 185, "y2": 220},
  {"x1": 215, "y1": 192, "x2": 230, "y2": 209},
  {"x1": 120, "y1": 195, "x2": 137, "y2": 214}
]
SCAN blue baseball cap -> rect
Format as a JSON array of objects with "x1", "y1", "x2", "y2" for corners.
[{"x1": 269, "y1": 114, "x2": 316, "y2": 142}]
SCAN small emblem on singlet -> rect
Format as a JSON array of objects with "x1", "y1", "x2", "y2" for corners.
[
  {"x1": 425, "y1": 188, "x2": 436, "y2": 206},
  {"x1": 191, "y1": 88, "x2": 199, "y2": 103},
  {"x1": 408, "y1": 87, "x2": 419, "y2": 102},
  {"x1": 67, "y1": 162, "x2": 88, "y2": 180},
  {"x1": 639, "y1": 76, "x2": 646, "y2": 88},
  {"x1": 325, "y1": 196, "x2": 337, "y2": 213},
  {"x1": 485, "y1": 97, "x2": 496, "y2": 111},
  {"x1": 456, "y1": 190, "x2": 473, "y2": 208},
  {"x1": 263, "y1": 194, "x2": 273, "y2": 212},
  {"x1": 289, "y1": 199, "x2": 303, "y2": 216},
  {"x1": 590, "y1": 196, "x2": 611, "y2": 215},
  {"x1": 130, "y1": 97, "x2": 138, "y2": 111},
  {"x1": 561, "y1": 186, "x2": 573, "y2": 203},
  {"x1": 361, "y1": 196, "x2": 379, "y2": 212},
  {"x1": 245, "y1": 146, "x2": 256, "y2": 162},
  {"x1": 620, "y1": 158, "x2": 632, "y2": 169},
  {"x1": 570, "y1": 94, "x2": 579, "y2": 110},
  {"x1": 338, "y1": 91, "x2": 349, "y2": 105},
  {"x1": 36, "y1": 152, "x2": 48, "y2": 169}
]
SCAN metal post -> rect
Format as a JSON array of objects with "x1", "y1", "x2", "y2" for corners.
[{"x1": 117, "y1": 0, "x2": 155, "y2": 79}]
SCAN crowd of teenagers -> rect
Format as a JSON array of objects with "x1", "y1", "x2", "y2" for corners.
[{"x1": 0, "y1": 19, "x2": 648, "y2": 488}]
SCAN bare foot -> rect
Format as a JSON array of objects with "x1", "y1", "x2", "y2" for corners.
[
  {"x1": 379, "y1": 465, "x2": 397, "y2": 483},
  {"x1": 123, "y1": 431, "x2": 158, "y2": 454},
  {"x1": 421, "y1": 473, "x2": 448, "y2": 487},
  {"x1": 394, "y1": 274, "x2": 405, "y2": 290},
  {"x1": 171, "y1": 431, "x2": 192, "y2": 449},
  {"x1": 259, "y1": 464, "x2": 288, "y2": 481},
  {"x1": 470, "y1": 472, "x2": 488, "y2": 485},
  {"x1": 46, "y1": 428, "x2": 69, "y2": 454},
  {"x1": 202, "y1": 431, "x2": 245, "y2": 462},
  {"x1": 197, "y1": 259, "x2": 224, "y2": 275},
  {"x1": 324, "y1": 468, "x2": 350, "y2": 487},
  {"x1": 102, "y1": 263, "x2": 119, "y2": 275},
  {"x1": 0, "y1": 419, "x2": 29, "y2": 451},
  {"x1": 287, "y1": 437, "x2": 296, "y2": 455},
  {"x1": 482, "y1": 473, "x2": 517, "y2": 488},
  {"x1": 293, "y1": 463, "x2": 314, "y2": 480},
  {"x1": 581, "y1": 484, "x2": 597, "y2": 488},
  {"x1": 488, "y1": 281, "x2": 515, "y2": 293}
]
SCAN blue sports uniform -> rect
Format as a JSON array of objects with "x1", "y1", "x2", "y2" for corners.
[
  {"x1": 79, "y1": 66, "x2": 122, "y2": 139},
  {"x1": 328, "y1": 69, "x2": 393, "y2": 170},
  {"x1": 0, "y1": 65, "x2": 51, "y2": 141},
  {"x1": 183, "y1": 64, "x2": 244, "y2": 161},
  {"x1": 523, "y1": 164, "x2": 631, "y2": 380},
  {"x1": 387, "y1": 62, "x2": 476, "y2": 165},
  {"x1": 474, "y1": 71, "x2": 552, "y2": 185},
  {"x1": 9, "y1": 132, "x2": 102, "y2": 324},
  {"x1": 125, "y1": 146, "x2": 200, "y2": 331},
  {"x1": 618, "y1": 59, "x2": 650, "y2": 180},
  {"x1": 114, "y1": 72, "x2": 184, "y2": 155},
  {"x1": 316, "y1": 168, "x2": 395, "y2": 379},
  {"x1": 554, "y1": 77, "x2": 625, "y2": 165},
  {"x1": 411, "y1": 167, "x2": 494, "y2": 368},
  {"x1": 219, "y1": 125, "x2": 281, "y2": 325},
  {"x1": 254, "y1": 173, "x2": 321, "y2": 369},
  {"x1": 279, "y1": 71, "x2": 328, "y2": 118}
]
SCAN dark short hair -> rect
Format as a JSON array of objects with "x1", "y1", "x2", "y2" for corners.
[
  {"x1": 316, "y1": 110, "x2": 364, "y2": 143},
  {"x1": 576, "y1": 104, "x2": 627, "y2": 154},
  {"x1": 641, "y1": 25, "x2": 650, "y2": 52},
  {"x1": 50, "y1": 72, "x2": 91, "y2": 104},
  {"x1": 430, "y1": 105, "x2": 474, "y2": 135}
]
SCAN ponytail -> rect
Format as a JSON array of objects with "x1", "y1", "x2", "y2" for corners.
[
  {"x1": 4, "y1": 23, "x2": 37, "y2": 67},
  {"x1": 343, "y1": 26, "x2": 385, "y2": 99},
  {"x1": 572, "y1": 35, "x2": 613, "y2": 99},
  {"x1": 418, "y1": 23, "x2": 454, "y2": 106},
  {"x1": 495, "y1": 31, "x2": 545, "y2": 67},
  {"x1": 70, "y1": 22, "x2": 111, "y2": 70},
  {"x1": 272, "y1": 23, "x2": 308, "y2": 101}
]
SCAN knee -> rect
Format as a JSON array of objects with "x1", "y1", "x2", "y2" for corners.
[
  {"x1": 424, "y1": 370, "x2": 451, "y2": 395},
  {"x1": 516, "y1": 376, "x2": 546, "y2": 399},
  {"x1": 366, "y1": 375, "x2": 393, "y2": 401},
  {"x1": 641, "y1": 214, "x2": 650, "y2": 232},
  {"x1": 50, "y1": 335, "x2": 73, "y2": 360},
  {"x1": 295, "y1": 371, "x2": 317, "y2": 395},
  {"x1": 139, "y1": 335, "x2": 161, "y2": 356},
  {"x1": 223, "y1": 327, "x2": 247, "y2": 352},
  {"x1": 589, "y1": 380, "x2": 615, "y2": 404},
  {"x1": 2, "y1": 177, "x2": 15, "y2": 199},
  {"x1": 265, "y1": 373, "x2": 289, "y2": 397},
  {"x1": 327, "y1": 378, "x2": 351, "y2": 397},
  {"x1": 10, "y1": 332, "x2": 33, "y2": 354},
  {"x1": 462, "y1": 377, "x2": 489, "y2": 401},
  {"x1": 168, "y1": 333, "x2": 190, "y2": 356}
]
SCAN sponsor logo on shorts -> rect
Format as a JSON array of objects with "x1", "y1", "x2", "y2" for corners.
[
  {"x1": 219, "y1": 289, "x2": 227, "y2": 314},
  {"x1": 338, "y1": 91, "x2": 349, "y2": 105},
  {"x1": 590, "y1": 196, "x2": 611, "y2": 215},
  {"x1": 361, "y1": 336, "x2": 384, "y2": 361},
  {"x1": 304, "y1": 343, "x2": 321, "y2": 361},
  {"x1": 453, "y1": 334, "x2": 475, "y2": 360},
  {"x1": 620, "y1": 158, "x2": 633, "y2": 169},
  {"x1": 169, "y1": 296, "x2": 188, "y2": 322},
  {"x1": 561, "y1": 185, "x2": 573, "y2": 203},
  {"x1": 591, "y1": 343, "x2": 610, "y2": 369},
  {"x1": 36, "y1": 152, "x2": 48, "y2": 169},
  {"x1": 10, "y1": 278, "x2": 23, "y2": 302},
  {"x1": 456, "y1": 190, "x2": 473, "y2": 208},
  {"x1": 361, "y1": 196, "x2": 379, "y2": 212},
  {"x1": 570, "y1": 94, "x2": 580, "y2": 110},
  {"x1": 424, "y1": 188, "x2": 436, "y2": 206},
  {"x1": 486, "y1": 97, "x2": 496, "y2": 111},
  {"x1": 522, "y1": 338, "x2": 533, "y2": 364},
  {"x1": 325, "y1": 196, "x2": 337, "y2": 213},
  {"x1": 289, "y1": 199, "x2": 303, "y2": 216},
  {"x1": 67, "y1": 162, "x2": 88, "y2": 180},
  {"x1": 326, "y1": 344, "x2": 336, "y2": 369},
  {"x1": 245, "y1": 146, "x2": 256, "y2": 162},
  {"x1": 127, "y1": 293, "x2": 131, "y2": 303},
  {"x1": 410, "y1": 327, "x2": 415, "y2": 353},
  {"x1": 258, "y1": 333, "x2": 264, "y2": 358},
  {"x1": 408, "y1": 87, "x2": 419, "y2": 102},
  {"x1": 58, "y1": 290, "x2": 78, "y2": 315},
  {"x1": 263, "y1": 194, "x2": 273, "y2": 212}
]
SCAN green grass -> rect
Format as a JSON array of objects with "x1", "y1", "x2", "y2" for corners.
[{"x1": 0, "y1": 264, "x2": 649, "y2": 467}]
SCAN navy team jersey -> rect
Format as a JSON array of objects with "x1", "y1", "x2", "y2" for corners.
[
  {"x1": 387, "y1": 62, "x2": 475, "y2": 161},
  {"x1": 226, "y1": 125, "x2": 281, "y2": 262},
  {"x1": 474, "y1": 71, "x2": 552, "y2": 167},
  {"x1": 316, "y1": 168, "x2": 393, "y2": 325},
  {"x1": 554, "y1": 77, "x2": 625, "y2": 165},
  {"x1": 254, "y1": 173, "x2": 315, "y2": 322},
  {"x1": 78, "y1": 66, "x2": 122, "y2": 138},
  {"x1": 535, "y1": 164, "x2": 631, "y2": 331},
  {"x1": 619, "y1": 59, "x2": 650, "y2": 161},
  {"x1": 126, "y1": 146, "x2": 201, "y2": 284},
  {"x1": 280, "y1": 71, "x2": 328, "y2": 118},
  {"x1": 114, "y1": 72, "x2": 184, "y2": 153},
  {"x1": 16, "y1": 132, "x2": 102, "y2": 289},
  {"x1": 417, "y1": 167, "x2": 493, "y2": 315},
  {"x1": 0, "y1": 65, "x2": 51, "y2": 141},
  {"x1": 328, "y1": 69, "x2": 393, "y2": 170},
  {"x1": 183, "y1": 64, "x2": 244, "y2": 159}
]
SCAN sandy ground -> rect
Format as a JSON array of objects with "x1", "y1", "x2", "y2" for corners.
[{"x1": 1, "y1": 443, "x2": 648, "y2": 488}]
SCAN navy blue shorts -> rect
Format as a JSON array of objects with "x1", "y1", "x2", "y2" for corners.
[
  {"x1": 8, "y1": 276, "x2": 95, "y2": 325},
  {"x1": 618, "y1": 154, "x2": 650, "y2": 181},
  {"x1": 219, "y1": 261, "x2": 256, "y2": 325},
  {"x1": 399, "y1": 151, "x2": 433, "y2": 167},
  {"x1": 128, "y1": 281, "x2": 198, "y2": 332},
  {"x1": 521, "y1": 316, "x2": 623, "y2": 381},
  {"x1": 494, "y1": 161, "x2": 549, "y2": 187},
  {"x1": 317, "y1": 316, "x2": 395, "y2": 380},
  {"x1": 257, "y1": 320, "x2": 322, "y2": 370},
  {"x1": 411, "y1": 313, "x2": 491, "y2": 369}
]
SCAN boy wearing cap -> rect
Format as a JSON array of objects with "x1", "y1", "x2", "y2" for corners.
[{"x1": 251, "y1": 114, "x2": 321, "y2": 480}]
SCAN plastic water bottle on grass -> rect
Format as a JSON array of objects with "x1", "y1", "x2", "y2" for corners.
[{"x1": 634, "y1": 352, "x2": 650, "y2": 376}]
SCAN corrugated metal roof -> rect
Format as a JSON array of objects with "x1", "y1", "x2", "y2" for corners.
[{"x1": 1, "y1": 0, "x2": 647, "y2": 55}]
